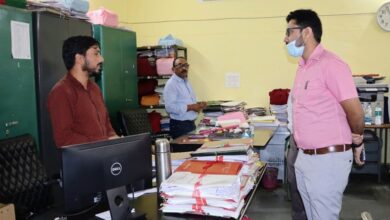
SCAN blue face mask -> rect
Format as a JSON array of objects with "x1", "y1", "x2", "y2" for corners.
[{"x1": 286, "y1": 40, "x2": 304, "y2": 57}]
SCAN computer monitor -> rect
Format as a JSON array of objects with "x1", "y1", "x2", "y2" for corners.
[{"x1": 61, "y1": 133, "x2": 152, "y2": 219}]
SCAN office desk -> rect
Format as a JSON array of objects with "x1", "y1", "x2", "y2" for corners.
[
  {"x1": 170, "y1": 127, "x2": 277, "y2": 153},
  {"x1": 365, "y1": 124, "x2": 390, "y2": 170},
  {"x1": 33, "y1": 166, "x2": 267, "y2": 220}
]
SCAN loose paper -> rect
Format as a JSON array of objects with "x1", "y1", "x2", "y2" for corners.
[{"x1": 11, "y1": 20, "x2": 31, "y2": 60}]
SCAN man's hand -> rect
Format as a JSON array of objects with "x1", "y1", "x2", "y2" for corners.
[
  {"x1": 351, "y1": 133, "x2": 364, "y2": 166},
  {"x1": 353, "y1": 144, "x2": 365, "y2": 166},
  {"x1": 352, "y1": 133, "x2": 363, "y2": 145},
  {"x1": 188, "y1": 102, "x2": 207, "y2": 112},
  {"x1": 197, "y1": 101, "x2": 207, "y2": 109}
]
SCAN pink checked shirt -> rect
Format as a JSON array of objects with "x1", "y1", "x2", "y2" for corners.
[{"x1": 292, "y1": 44, "x2": 357, "y2": 150}]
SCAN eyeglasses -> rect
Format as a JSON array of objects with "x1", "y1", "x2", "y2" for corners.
[
  {"x1": 174, "y1": 63, "x2": 190, "y2": 68},
  {"x1": 285, "y1": 26, "x2": 306, "y2": 37}
]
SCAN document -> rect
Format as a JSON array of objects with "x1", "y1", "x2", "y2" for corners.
[
  {"x1": 175, "y1": 160, "x2": 243, "y2": 175},
  {"x1": 11, "y1": 21, "x2": 31, "y2": 59}
]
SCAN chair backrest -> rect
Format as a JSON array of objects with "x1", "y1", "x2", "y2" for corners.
[
  {"x1": 0, "y1": 134, "x2": 51, "y2": 219},
  {"x1": 119, "y1": 108, "x2": 152, "y2": 136}
]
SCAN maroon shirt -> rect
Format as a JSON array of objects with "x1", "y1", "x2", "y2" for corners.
[{"x1": 47, "y1": 73, "x2": 116, "y2": 148}]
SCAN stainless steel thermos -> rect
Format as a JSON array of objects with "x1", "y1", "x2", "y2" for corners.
[{"x1": 155, "y1": 138, "x2": 172, "y2": 188}]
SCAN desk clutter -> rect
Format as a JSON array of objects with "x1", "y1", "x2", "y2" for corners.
[
  {"x1": 159, "y1": 138, "x2": 266, "y2": 218},
  {"x1": 137, "y1": 98, "x2": 274, "y2": 138}
]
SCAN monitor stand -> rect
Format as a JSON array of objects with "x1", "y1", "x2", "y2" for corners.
[{"x1": 106, "y1": 186, "x2": 146, "y2": 220}]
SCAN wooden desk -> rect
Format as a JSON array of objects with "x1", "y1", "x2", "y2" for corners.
[
  {"x1": 365, "y1": 124, "x2": 390, "y2": 169},
  {"x1": 170, "y1": 127, "x2": 277, "y2": 152}
]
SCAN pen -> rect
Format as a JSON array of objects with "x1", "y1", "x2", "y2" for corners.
[{"x1": 304, "y1": 80, "x2": 309, "y2": 89}]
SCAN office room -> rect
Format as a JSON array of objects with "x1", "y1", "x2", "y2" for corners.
[{"x1": 0, "y1": 0, "x2": 390, "y2": 219}]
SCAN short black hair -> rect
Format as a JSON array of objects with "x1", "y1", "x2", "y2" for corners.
[
  {"x1": 286, "y1": 9, "x2": 322, "y2": 43},
  {"x1": 62, "y1": 36, "x2": 100, "y2": 70},
  {"x1": 172, "y1": 56, "x2": 186, "y2": 67}
]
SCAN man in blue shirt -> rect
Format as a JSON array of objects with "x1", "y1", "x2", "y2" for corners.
[{"x1": 163, "y1": 57, "x2": 206, "y2": 138}]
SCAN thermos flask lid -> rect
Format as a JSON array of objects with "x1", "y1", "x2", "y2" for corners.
[{"x1": 155, "y1": 138, "x2": 170, "y2": 153}]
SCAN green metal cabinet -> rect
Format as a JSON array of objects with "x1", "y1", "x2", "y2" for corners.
[
  {"x1": 93, "y1": 25, "x2": 138, "y2": 133},
  {"x1": 0, "y1": 6, "x2": 39, "y2": 144}
]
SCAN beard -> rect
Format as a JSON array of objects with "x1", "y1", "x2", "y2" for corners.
[
  {"x1": 177, "y1": 70, "x2": 188, "y2": 79},
  {"x1": 82, "y1": 60, "x2": 102, "y2": 77}
]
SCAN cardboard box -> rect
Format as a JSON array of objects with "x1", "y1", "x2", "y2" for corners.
[{"x1": 0, "y1": 203, "x2": 15, "y2": 220}]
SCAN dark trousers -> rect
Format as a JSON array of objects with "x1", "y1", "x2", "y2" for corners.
[
  {"x1": 287, "y1": 135, "x2": 307, "y2": 220},
  {"x1": 169, "y1": 119, "x2": 196, "y2": 139}
]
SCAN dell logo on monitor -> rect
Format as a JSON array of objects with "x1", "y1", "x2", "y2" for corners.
[{"x1": 110, "y1": 162, "x2": 122, "y2": 176}]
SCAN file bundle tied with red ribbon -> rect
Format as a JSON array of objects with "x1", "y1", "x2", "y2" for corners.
[{"x1": 160, "y1": 158, "x2": 263, "y2": 219}]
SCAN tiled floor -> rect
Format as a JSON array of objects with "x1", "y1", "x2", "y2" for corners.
[{"x1": 246, "y1": 173, "x2": 390, "y2": 220}]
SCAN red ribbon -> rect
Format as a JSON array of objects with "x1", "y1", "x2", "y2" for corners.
[{"x1": 191, "y1": 204, "x2": 205, "y2": 214}]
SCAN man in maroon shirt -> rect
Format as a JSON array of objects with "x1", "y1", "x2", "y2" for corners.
[{"x1": 48, "y1": 36, "x2": 119, "y2": 148}]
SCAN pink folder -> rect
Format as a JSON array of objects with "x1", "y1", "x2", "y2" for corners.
[{"x1": 217, "y1": 111, "x2": 246, "y2": 123}]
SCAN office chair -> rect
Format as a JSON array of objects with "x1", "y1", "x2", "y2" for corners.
[
  {"x1": 118, "y1": 108, "x2": 170, "y2": 140},
  {"x1": 0, "y1": 134, "x2": 54, "y2": 219},
  {"x1": 119, "y1": 108, "x2": 152, "y2": 136}
]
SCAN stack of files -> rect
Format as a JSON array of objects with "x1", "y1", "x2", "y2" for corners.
[
  {"x1": 246, "y1": 107, "x2": 267, "y2": 116},
  {"x1": 270, "y1": 104, "x2": 288, "y2": 123},
  {"x1": 160, "y1": 160, "x2": 265, "y2": 219},
  {"x1": 190, "y1": 138, "x2": 253, "y2": 157},
  {"x1": 220, "y1": 101, "x2": 246, "y2": 113},
  {"x1": 249, "y1": 115, "x2": 279, "y2": 127},
  {"x1": 160, "y1": 159, "x2": 254, "y2": 218},
  {"x1": 203, "y1": 100, "x2": 228, "y2": 120},
  {"x1": 192, "y1": 152, "x2": 263, "y2": 178},
  {"x1": 190, "y1": 138, "x2": 263, "y2": 178},
  {"x1": 27, "y1": 0, "x2": 89, "y2": 19},
  {"x1": 204, "y1": 100, "x2": 230, "y2": 112},
  {"x1": 216, "y1": 111, "x2": 247, "y2": 128}
]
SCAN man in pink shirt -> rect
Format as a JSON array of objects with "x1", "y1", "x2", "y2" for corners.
[{"x1": 284, "y1": 9, "x2": 365, "y2": 220}]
